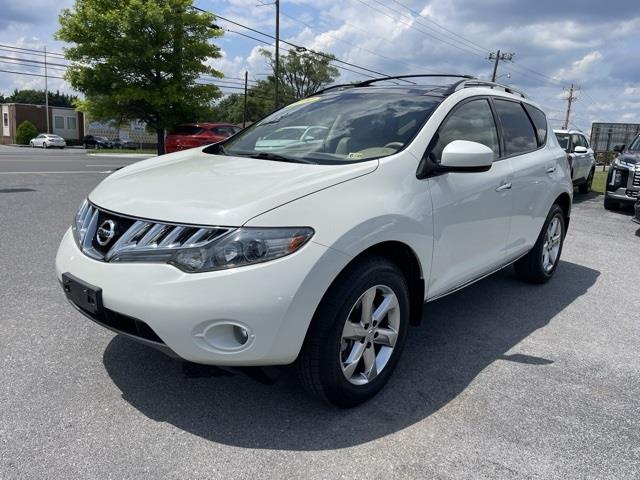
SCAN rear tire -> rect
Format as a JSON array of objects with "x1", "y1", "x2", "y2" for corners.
[
  {"x1": 515, "y1": 204, "x2": 565, "y2": 284},
  {"x1": 296, "y1": 256, "x2": 410, "y2": 408},
  {"x1": 579, "y1": 168, "x2": 594, "y2": 194}
]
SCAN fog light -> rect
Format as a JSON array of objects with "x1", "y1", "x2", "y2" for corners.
[
  {"x1": 195, "y1": 321, "x2": 255, "y2": 352},
  {"x1": 233, "y1": 325, "x2": 250, "y2": 345}
]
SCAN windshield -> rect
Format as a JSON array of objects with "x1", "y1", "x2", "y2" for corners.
[
  {"x1": 555, "y1": 133, "x2": 570, "y2": 152},
  {"x1": 220, "y1": 89, "x2": 442, "y2": 164},
  {"x1": 628, "y1": 135, "x2": 640, "y2": 151}
]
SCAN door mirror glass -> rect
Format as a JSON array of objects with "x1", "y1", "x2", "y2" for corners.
[
  {"x1": 440, "y1": 140, "x2": 494, "y2": 172},
  {"x1": 574, "y1": 146, "x2": 588, "y2": 154}
]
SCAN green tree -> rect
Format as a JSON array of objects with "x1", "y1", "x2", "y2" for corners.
[
  {"x1": 211, "y1": 78, "x2": 296, "y2": 124},
  {"x1": 260, "y1": 49, "x2": 339, "y2": 101},
  {"x1": 16, "y1": 120, "x2": 38, "y2": 145},
  {"x1": 5, "y1": 89, "x2": 78, "y2": 107},
  {"x1": 56, "y1": 0, "x2": 223, "y2": 154}
]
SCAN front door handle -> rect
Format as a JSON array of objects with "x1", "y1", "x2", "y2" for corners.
[
  {"x1": 495, "y1": 182, "x2": 512, "y2": 192},
  {"x1": 546, "y1": 166, "x2": 556, "y2": 174}
]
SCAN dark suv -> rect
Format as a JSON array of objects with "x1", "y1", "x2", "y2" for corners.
[{"x1": 606, "y1": 135, "x2": 640, "y2": 209}]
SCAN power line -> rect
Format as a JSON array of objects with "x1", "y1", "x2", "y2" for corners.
[
  {"x1": 0, "y1": 68, "x2": 66, "y2": 80},
  {"x1": 353, "y1": 0, "x2": 488, "y2": 60},
  {"x1": 0, "y1": 43, "x2": 66, "y2": 58},
  {"x1": 385, "y1": 0, "x2": 491, "y2": 54},
  {"x1": 193, "y1": 5, "x2": 406, "y2": 82},
  {"x1": 255, "y1": 0, "x2": 437, "y2": 74}
]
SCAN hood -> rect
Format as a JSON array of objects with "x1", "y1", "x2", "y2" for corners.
[
  {"x1": 617, "y1": 152, "x2": 640, "y2": 165},
  {"x1": 89, "y1": 149, "x2": 378, "y2": 226}
]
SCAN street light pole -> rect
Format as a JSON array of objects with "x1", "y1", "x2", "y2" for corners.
[
  {"x1": 44, "y1": 46, "x2": 50, "y2": 134},
  {"x1": 274, "y1": 0, "x2": 280, "y2": 110}
]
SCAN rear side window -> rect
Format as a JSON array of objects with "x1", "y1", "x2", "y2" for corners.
[
  {"x1": 523, "y1": 104, "x2": 548, "y2": 147},
  {"x1": 494, "y1": 99, "x2": 537, "y2": 156},
  {"x1": 430, "y1": 99, "x2": 500, "y2": 162},
  {"x1": 171, "y1": 125, "x2": 205, "y2": 135}
]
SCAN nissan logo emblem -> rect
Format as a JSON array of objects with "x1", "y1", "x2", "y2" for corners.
[{"x1": 96, "y1": 219, "x2": 116, "y2": 246}]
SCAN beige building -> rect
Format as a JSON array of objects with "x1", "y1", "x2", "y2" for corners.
[{"x1": 1, "y1": 103, "x2": 84, "y2": 144}]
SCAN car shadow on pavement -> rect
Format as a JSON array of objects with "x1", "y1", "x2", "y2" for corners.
[
  {"x1": 102, "y1": 260, "x2": 599, "y2": 451},
  {"x1": 571, "y1": 192, "x2": 600, "y2": 204}
]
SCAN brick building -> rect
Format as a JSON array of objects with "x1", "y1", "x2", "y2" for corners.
[{"x1": 1, "y1": 103, "x2": 84, "y2": 144}]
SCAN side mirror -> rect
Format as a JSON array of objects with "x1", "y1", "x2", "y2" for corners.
[
  {"x1": 574, "y1": 146, "x2": 588, "y2": 154},
  {"x1": 439, "y1": 140, "x2": 494, "y2": 173},
  {"x1": 304, "y1": 136, "x2": 315, "y2": 141},
  {"x1": 613, "y1": 144, "x2": 624, "y2": 153}
]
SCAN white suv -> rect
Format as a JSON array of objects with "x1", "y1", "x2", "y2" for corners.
[
  {"x1": 56, "y1": 75, "x2": 572, "y2": 407},
  {"x1": 554, "y1": 129, "x2": 596, "y2": 194}
]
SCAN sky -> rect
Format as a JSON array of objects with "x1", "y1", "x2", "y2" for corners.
[{"x1": 1, "y1": 0, "x2": 639, "y2": 133}]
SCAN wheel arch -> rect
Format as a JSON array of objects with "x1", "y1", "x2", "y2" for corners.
[
  {"x1": 321, "y1": 241, "x2": 425, "y2": 327},
  {"x1": 554, "y1": 192, "x2": 572, "y2": 233}
]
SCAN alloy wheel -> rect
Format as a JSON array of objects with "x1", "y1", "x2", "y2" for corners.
[
  {"x1": 542, "y1": 215, "x2": 562, "y2": 272},
  {"x1": 339, "y1": 285, "x2": 401, "y2": 385}
]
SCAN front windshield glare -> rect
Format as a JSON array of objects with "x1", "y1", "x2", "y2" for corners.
[
  {"x1": 628, "y1": 135, "x2": 640, "y2": 151},
  {"x1": 222, "y1": 90, "x2": 441, "y2": 164}
]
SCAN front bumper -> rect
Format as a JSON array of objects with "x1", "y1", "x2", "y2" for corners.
[
  {"x1": 55, "y1": 228, "x2": 349, "y2": 366},
  {"x1": 605, "y1": 166, "x2": 640, "y2": 203}
]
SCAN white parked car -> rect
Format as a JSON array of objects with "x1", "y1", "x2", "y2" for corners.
[
  {"x1": 554, "y1": 129, "x2": 596, "y2": 193},
  {"x1": 254, "y1": 126, "x2": 328, "y2": 151},
  {"x1": 56, "y1": 75, "x2": 572, "y2": 407},
  {"x1": 30, "y1": 133, "x2": 66, "y2": 149}
]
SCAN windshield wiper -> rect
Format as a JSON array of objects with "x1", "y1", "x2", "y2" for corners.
[{"x1": 248, "y1": 152, "x2": 317, "y2": 164}]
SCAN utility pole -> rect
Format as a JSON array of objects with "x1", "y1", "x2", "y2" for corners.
[
  {"x1": 562, "y1": 83, "x2": 578, "y2": 130},
  {"x1": 243, "y1": 70, "x2": 248, "y2": 128},
  {"x1": 44, "y1": 46, "x2": 50, "y2": 134},
  {"x1": 489, "y1": 50, "x2": 515, "y2": 82},
  {"x1": 274, "y1": 0, "x2": 280, "y2": 110}
]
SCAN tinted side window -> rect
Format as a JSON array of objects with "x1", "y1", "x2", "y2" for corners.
[
  {"x1": 431, "y1": 99, "x2": 499, "y2": 162},
  {"x1": 494, "y1": 100, "x2": 537, "y2": 156},
  {"x1": 581, "y1": 135, "x2": 590, "y2": 148},
  {"x1": 571, "y1": 134, "x2": 585, "y2": 149},
  {"x1": 523, "y1": 104, "x2": 548, "y2": 147}
]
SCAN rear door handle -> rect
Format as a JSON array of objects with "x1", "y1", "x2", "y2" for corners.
[
  {"x1": 546, "y1": 166, "x2": 556, "y2": 174},
  {"x1": 495, "y1": 182, "x2": 512, "y2": 192}
]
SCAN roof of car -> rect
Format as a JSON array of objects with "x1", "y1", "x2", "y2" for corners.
[{"x1": 314, "y1": 74, "x2": 528, "y2": 100}]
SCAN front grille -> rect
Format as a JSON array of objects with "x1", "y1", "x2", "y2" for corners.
[
  {"x1": 74, "y1": 200, "x2": 231, "y2": 262},
  {"x1": 633, "y1": 169, "x2": 640, "y2": 188}
]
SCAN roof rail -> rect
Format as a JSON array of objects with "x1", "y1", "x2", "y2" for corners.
[
  {"x1": 355, "y1": 74, "x2": 474, "y2": 87},
  {"x1": 451, "y1": 80, "x2": 527, "y2": 98}
]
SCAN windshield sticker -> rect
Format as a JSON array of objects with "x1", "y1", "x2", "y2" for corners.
[
  {"x1": 286, "y1": 97, "x2": 322, "y2": 108},
  {"x1": 347, "y1": 152, "x2": 364, "y2": 159}
]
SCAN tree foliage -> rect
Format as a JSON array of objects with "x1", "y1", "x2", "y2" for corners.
[
  {"x1": 16, "y1": 120, "x2": 39, "y2": 145},
  {"x1": 56, "y1": 0, "x2": 223, "y2": 154},
  {"x1": 4, "y1": 89, "x2": 78, "y2": 107},
  {"x1": 260, "y1": 49, "x2": 339, "y2": 101},
  {"x1": 212, "y1": 50, "x2": 340, "y2": 124}
]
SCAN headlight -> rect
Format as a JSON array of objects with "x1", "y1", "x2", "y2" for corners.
[
  {"x1": 614, "y1": 157, "x2": 635, "y2": 168},
  {"x1": 170, "y1": 227, "x2": 314, "y2": 272},
  {"x1": 112, "y1": 226, "x2": 314, "y2": 272}
]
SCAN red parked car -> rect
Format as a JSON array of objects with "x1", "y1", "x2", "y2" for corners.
[{"x1": 165, "y1": 123, "x2": 242, "y2": 154}]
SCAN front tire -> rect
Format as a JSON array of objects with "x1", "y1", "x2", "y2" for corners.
[
  {"x1": 515, "y1": 204, "x2": 565, "y2": 284},
  {"x1": 297, "y1": 256, "x2": 410, "y2": 408}
]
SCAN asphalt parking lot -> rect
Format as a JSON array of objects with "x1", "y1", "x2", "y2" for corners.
[{"x1": 1, "y1": 145, "x2": 639, "y2": 479}]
